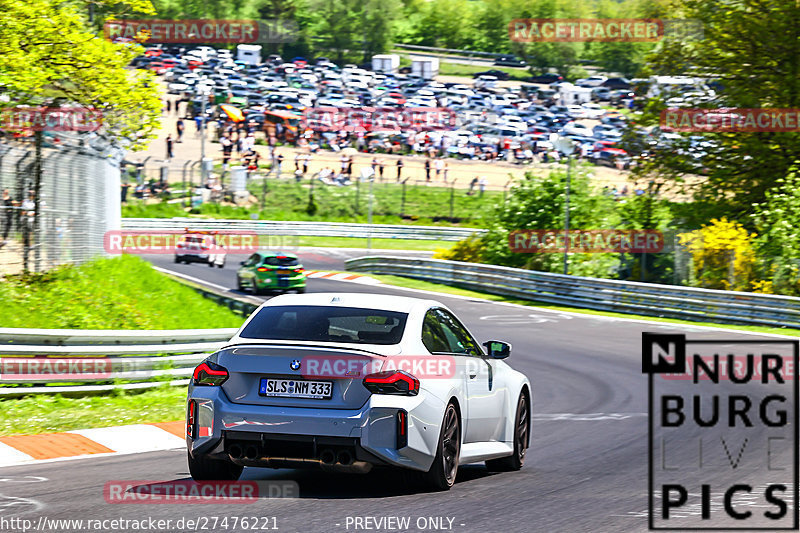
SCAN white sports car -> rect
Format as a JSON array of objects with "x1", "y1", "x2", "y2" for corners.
[{"x1": 186, "y1": 293, "x2": 531, "y2": 490}]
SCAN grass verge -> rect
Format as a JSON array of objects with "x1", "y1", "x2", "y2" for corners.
[
  {"x1": 0, "y1": 255, "x2": 245, "y2": 329},
  {"x1": 122, "y1": 179, "x2": 498, "y2": 228},
  {"x1": 0, "y1": 387, "x2": 186, "y2": 436},
  {"x1": 296, "y1": 236, "x2": 452, "y2": 251},
  {"x1": 368, "y1": 274, "x2": 800, "y2": 337}
]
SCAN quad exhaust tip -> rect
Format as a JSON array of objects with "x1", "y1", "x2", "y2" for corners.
[
  {"x1": 319, "y1": 449, "x2": 336, "y2": 465},
  {"x1": 228, "y1": 444, "x2": 243, "y2": 460},
  {"x1": 244, "y1": 445, "x2": 259, "y2": 460},
  {"x1": 337, "y1": 450, "x2": 354, "y2": 466}
]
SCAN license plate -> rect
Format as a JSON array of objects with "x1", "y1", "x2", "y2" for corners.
[
  {"x1": 277, "y1": 269, "x2": 292, "y2": 275},
  {"x1": 258, "y1": 378, "x2": 332, "y2": 399}
]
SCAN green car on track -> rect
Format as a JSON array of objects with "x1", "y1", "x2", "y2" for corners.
[{"x1": 236, "y1": 251, "x2": 307, "y2": 295}]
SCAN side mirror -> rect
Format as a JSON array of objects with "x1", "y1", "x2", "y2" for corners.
[{"x1": 483, "y1": 340, "x2": 511, "y2": 359}]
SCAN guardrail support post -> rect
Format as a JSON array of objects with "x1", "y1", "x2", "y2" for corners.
[
  {"x1": 449, "y1": 181, "x2": 455, "y2": 219},
  {"x1": 400, "y1": 179, "x2": 407, "y2": 217}
]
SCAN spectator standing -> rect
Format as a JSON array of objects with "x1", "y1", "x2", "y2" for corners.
[
  {"x1": 275, "y1": 152, "x2": 284, "y2": 177},
  {"x1": 165, "y1": 134, "x2": 174, "y2": 160},
  {"x1": 302, "y1": 153, "x2": 311, "y2": 175},
  {"x1": 176, "y1": 119, "x2": 185, "y2": 143},
  {"x1": 378, "y1": 158, "x2": 385, "y2": 181},
  {"x1": 294, "y1": 152, "x2": 302, "y2": 173},
  {"x1": 347, "y1": 156, "x2": 354, "y2": 178},
  {"x1": 434, "y1": 158, "x2": 444, "y2": 180},
  {"x1": 424, "y1": 158, "x2": 431, "y2": 182},
  {"x1": 467, "y1": 177, "x2": 478, "y2": 196},
  {"x1": 120, "y1": 182, "x2": 131, "y2": 204},
  {"x1": 194, "y1": 115, "x2": 202, "y2": 134},
  {"x1": 20, "y1": 191, "x2": 35, "y2": 250},
  {"x1": 443, "y1": 161, "x2": 449, "y2": 183},
  {"x1": 478, "y1": 177, "x2": 487, "y2": 197},
  {"x1": 396, "y1": 158, "x2": 404, "y2": 181},
  {"x1": 220, "y1": 136, "x2": 232, "y2": 169},
  {"x1": 245, "y1": 132, "x2": 255, "y2": 153},
  {"x1": 1, "y1": 189, "x2": 14, "y2": 247}
]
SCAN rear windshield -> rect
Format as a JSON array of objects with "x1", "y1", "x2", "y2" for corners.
[
  {"x1": 263, "y1": 256, "x2": 299, "y2": 266},
  {"x1": 239, "y1": 305, "x2": 408, "y2": 345}
]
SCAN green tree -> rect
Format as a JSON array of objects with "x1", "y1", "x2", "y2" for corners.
[
  {"x1": 643, "y1": 0, "x2": 800, "y2": 217},
  {"x1": 0, "y1": 0, "x2": 161, "y2": 145},
  {"x1": 480, "y1": 166, "x2": 617, "y2": 275},
  {"x1": 752, "y1": 166, "x2": 800, "y2": 295}
]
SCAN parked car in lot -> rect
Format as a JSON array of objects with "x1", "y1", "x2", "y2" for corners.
[
  {"x1": 186, "y1": 293, "x2": 531, "y2": 490},
  {"x1": 527, "y1": 73, "x2": 563, "y2": 84},
  {"x1": 602, "y1": 77, "x2": 631, "y2": 90},
  {"x1": 591, "y1": 87, "x2": 612, "y2": 101},
  {"x1": 472, "y1": 69, "x2": 511, "y2": 81},
  {"x1": 576, "y1": 75, "x2": 608, "y2": 87},
  {"x1": 494, "y1": 55, "x2": 527, "y2": 67}
]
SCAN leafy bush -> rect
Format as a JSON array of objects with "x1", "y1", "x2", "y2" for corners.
[
  {"x1": 678, "y1": 218, "x2": 757, "y2": 291},
  {"x1": 433, "y1": 234, "x2": 485, "y2": 262}
]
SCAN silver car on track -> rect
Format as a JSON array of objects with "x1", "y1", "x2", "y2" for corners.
[{"x1": 186, "y1": 293, "x2": 531, "y2": 490}]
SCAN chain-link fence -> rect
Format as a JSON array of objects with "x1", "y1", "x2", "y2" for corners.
[{"x1": 0, "y1": 141, "x2": 120, "y2": 276}]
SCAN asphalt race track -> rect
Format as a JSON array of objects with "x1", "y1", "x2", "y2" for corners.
[{"x1": 1, "y1": 248, "x2": 793, "y2": 533}]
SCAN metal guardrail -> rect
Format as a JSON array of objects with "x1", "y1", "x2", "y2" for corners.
[
  {"x1": 122, "y1": 218, "x2": 486, "y2": 242},
  {"x1": 0, "y1": 328, "x2": 237, "y2": 396},
  {"x1": 345, "y1": 256, "x2": 800, "y2": 329},
  {"x1": 394, "y1": 43, "x2": 505, "y2": 59}
]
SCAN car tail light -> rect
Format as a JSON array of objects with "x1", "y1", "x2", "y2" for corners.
[
  {"x1": 396, "y1": 410, "x2": 408, "y2": 448},
  {"x1": 192, "y1": 361, "x2": 228, "y2": 386},
  {"x1": 187, "y1": 400, "x2": 196, "y2": 438},
  {"x1": 363, "y1": 371, "x2": 419, "y2": 396},
  {"x1": 256, "y1": 266, "x2": 269, "y2": 272},
  {"x1": 293, "y1": 268, "x2": 304, "y2": 273}
]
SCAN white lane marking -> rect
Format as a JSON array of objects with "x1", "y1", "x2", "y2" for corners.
[
  {"x1": 0, "y1": 476, "x2": 48, "y2": 483},
  {"x1": 533, "y1": 413, "x2": 647, "y2": 421},
  {"x1": 480, "y1": 313, "x2": 573, "y2": 325},
  {"x1": 152, "y1": 266, "x2": 232, "y2": 293},
  {"x1": 306, "y1": 271, "x2": 331, "y2": 278},
  {"x1": 0, "y1": 448, "x2": 186, "y2": 470},
  {"x1": 0, "y1": 494, "x2": 44, "y2": 515},
  {"x1": 0, "y1": 443, "x2": 35, "y2": 466},
  {"x1": 69, "y1": 425, "x2": 185, "y2": 454}
]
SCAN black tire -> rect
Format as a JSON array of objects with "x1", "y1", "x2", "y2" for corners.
[
  {"x1": 296, "y1": 285, "x2": 306, "y2": 294},
  {"x1": 421, "y1": 402, "x2": 460, "y2": 491},
  {"x1": 187, "y1": 451, "x2": 243, "y2": 481},
  {"x1": 236, "y1": 277, "x2": 244, "y2": 291},
  {"x1": 174, "y1": 256, "x2": 180, "y2": 263},
  {"x1": 208, "y1": 261, "x2": 214, "y2": 267},
  {"x1": 217, "y1": 260, "x2": 225, "y2": 269},
  {"x1": 486, "y1": 391, "x2": 529, "y2": 472}
]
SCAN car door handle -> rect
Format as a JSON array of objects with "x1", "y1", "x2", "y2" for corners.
[{"x1": 468, "y1": 371, "x2": 477, "y2": 379}]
